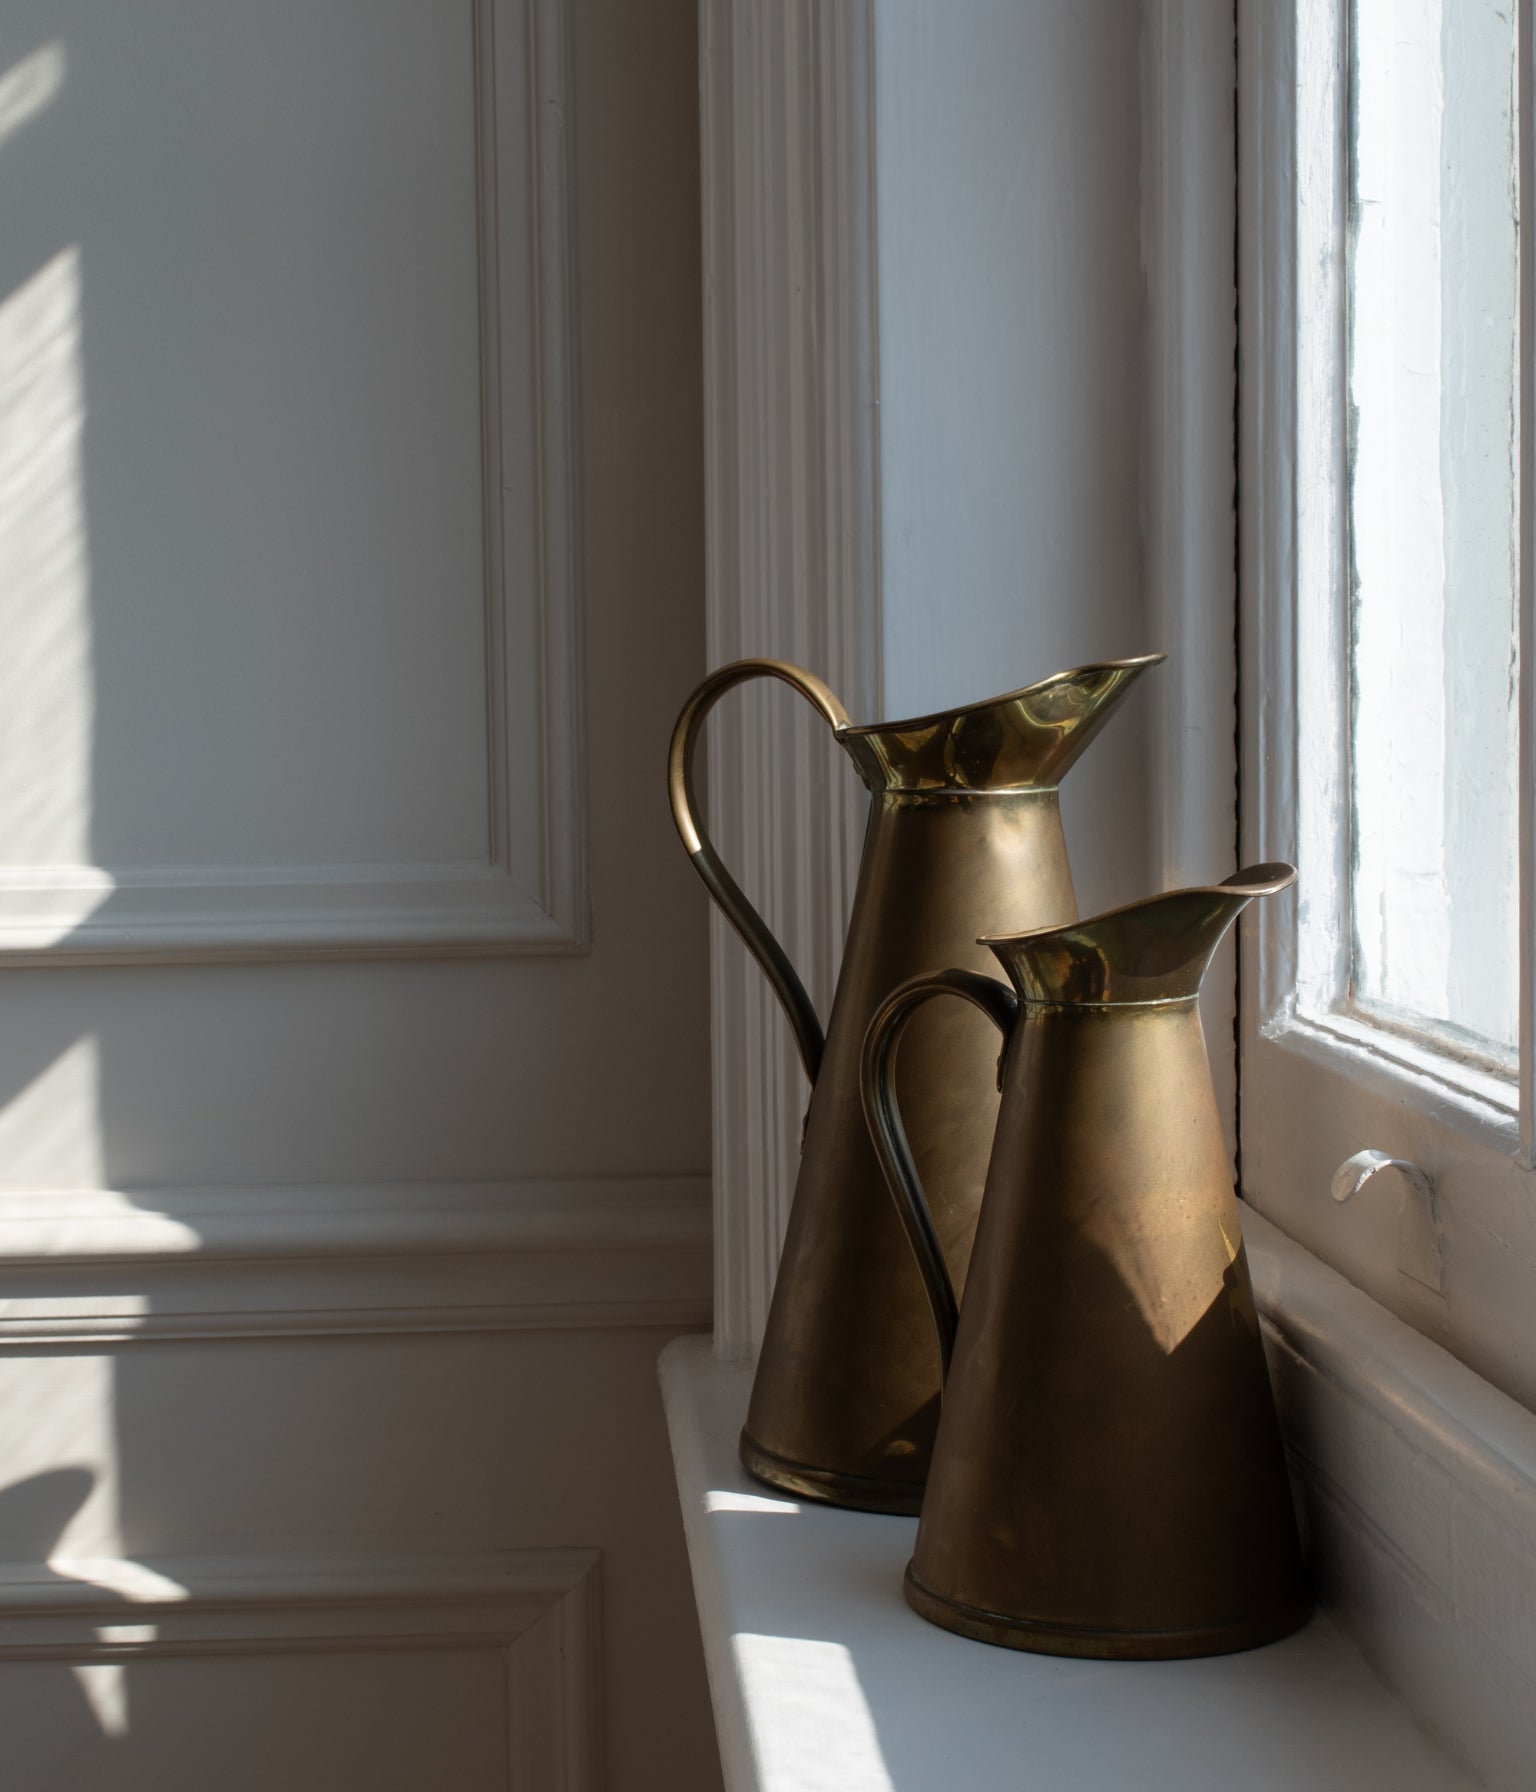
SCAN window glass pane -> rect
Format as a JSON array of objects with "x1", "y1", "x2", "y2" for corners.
[{"x1": 1348, "y1": 0, "x2": 1519, "y2": 1066}]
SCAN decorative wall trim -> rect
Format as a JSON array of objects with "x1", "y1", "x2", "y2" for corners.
[
  {"x1": 476, "y1": 0, "x2": 588, "y2": 954},
  {"x1": 0, "y1": 0, "x2": 587, "y2": 966},
  {"x1": 1140, "y1": 0, "x2": 1240, "y2": 1137},
  {"x1": 0, "y1": 1548, "x2": 602, "y2": 1791},
  {"x1": 0, "y1": 1177, "x2": 710, "y2": 1343},
  {"x1": 1248, "y1": 1207, "x2": 1536, "y2": 1791},
  {"x1": 699, "y1": 0, "x2": 882, "y2": 1360}
]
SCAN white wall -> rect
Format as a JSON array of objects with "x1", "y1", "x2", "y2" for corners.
[
  {"x1": 874, "y1": 0, "x2": 1152, "y2": 912},
  {"x1": 0, "y1": 0, "x2": 719, "y2": 1785}
]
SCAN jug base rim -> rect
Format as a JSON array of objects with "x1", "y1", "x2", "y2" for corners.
[
  {"x1": 904, "y1": 1563, "x2": 1312, "y2": 1660},
  {"x1": 739, "y1": 1430, "x2": 925, "y2": 1517}
]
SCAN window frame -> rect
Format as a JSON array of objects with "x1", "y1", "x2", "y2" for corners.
[{"x1": 1237, "y1": 0, "x2": 1536, "y2": 1409}]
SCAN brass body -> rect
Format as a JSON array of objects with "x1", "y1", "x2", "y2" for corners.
[
  {"x1": 668, "y1": 655, "x2": 1161, "y2": 1513},
  {"x1": 862, "y1": 866, "x2": 1311, "y2": 1655}
]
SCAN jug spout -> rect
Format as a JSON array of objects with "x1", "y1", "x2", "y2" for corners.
[
  {"x1": 986, "y1": 862, "x2": 1297, "y2": 1005},
  {"x1": 838, "y1": 653, "x2": 1164, "y2": 793}
]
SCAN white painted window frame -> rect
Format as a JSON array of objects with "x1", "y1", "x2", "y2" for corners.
[{"x1": 1237, "y1": 0, "x2": 1536, "y2": 1409}]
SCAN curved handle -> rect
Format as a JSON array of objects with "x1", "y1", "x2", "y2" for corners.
[
  {"x1": 860, "y1": 969, "x2": 1020, "y2": 1377},
  {"x1": 669, "y1": 659, "x2": 850, "y2": 1086}
]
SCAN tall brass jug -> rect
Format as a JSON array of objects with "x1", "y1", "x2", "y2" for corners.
[
  {"x1": 861, "y1": 865, "x2": 1310, "y2": 1654},
  {"x1": 668, "y1": 654, "x2": 1161, "y2": 1513}
]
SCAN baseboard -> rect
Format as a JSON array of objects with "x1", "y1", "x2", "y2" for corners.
[{"x1": 0, "y1": 1177, "x2": 711, "y2": 1342}]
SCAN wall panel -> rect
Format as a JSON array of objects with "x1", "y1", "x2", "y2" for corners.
[
  {"x1": 0, "y1": 0, "x2": 584, "y2": 961},
  {"x1": 0, "y1": 1551, "x2": 599, "y2": 1792},
  {"x1": 0, "y1": 0, "x2": 717, "y2": 1785}
]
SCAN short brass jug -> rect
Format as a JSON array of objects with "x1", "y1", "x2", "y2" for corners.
[
  {"x1": 861, "y1": 865, "x2": 1310, "y2": 1655},
  {"x1": 669, "y1": 654, "x2": 1161, "y2": 1513}
]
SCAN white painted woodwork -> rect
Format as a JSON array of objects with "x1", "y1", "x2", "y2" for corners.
[
  {"x1": 1521, "y1": 0, "x2": 1536, "y2": 1164},
  {"x1": 0, "y1": 0, "x2": 719, "y2": 1786},
  {"x1": 0, "y1": 1176, "x2": 709, "y2": 1342},
  {"x1": 0, "y1": 1327, "x2": 716, "y2": 1787},
  {"x1": 659, "y1": 1333, "x2": 1477, "y2": 1792},
  {"x1": 0, "y1": 1551, "x2": 600, "y2": 1792},
  {"x1": 0, "y1": 0, "x2": 583, "y2": 961},
  {"x1": 1237, "y1": 0, "x2": 1536, "y2": 1412},
  {"x1": 1248, "y1": 1208, "x2": 1536, "y2": 1791},
  {"x1": 698, "y1": 0, "x2": 880, "y2": 1360}
]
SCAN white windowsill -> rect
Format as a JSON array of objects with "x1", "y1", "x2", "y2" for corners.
[{"x1": 660, "y1": 1327, "x2": 1476, "y2": 1792}]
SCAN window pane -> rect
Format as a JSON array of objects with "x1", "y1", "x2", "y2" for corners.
[{"x1": 1348, "y1": 0, "x2": 1519, "y2": 1066}]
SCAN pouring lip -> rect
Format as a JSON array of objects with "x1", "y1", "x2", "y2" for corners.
[
  {"x1": 975, "y1": 861, "x2": 1298, "y2": 948},
  {"x1": 833, "y1": 652, "x2": 1166, "y2": 739}
]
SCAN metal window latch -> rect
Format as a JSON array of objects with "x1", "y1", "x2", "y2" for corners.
[{"x1": 1330, "y1": 1149, "x2": 1445, "y2": 1294}]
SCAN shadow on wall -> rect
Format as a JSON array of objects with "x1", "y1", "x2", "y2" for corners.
[{"x1": 0, "y1": 1471, "x2": 131, "y2": 1776}]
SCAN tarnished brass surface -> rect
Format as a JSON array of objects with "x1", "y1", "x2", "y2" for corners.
[
  {"x1": 668, "y1": 654, "x2": 1161, "y2": 1512},
  {"x1": 862, "y1": 866, "x2": 1311, "y2": 1653}
]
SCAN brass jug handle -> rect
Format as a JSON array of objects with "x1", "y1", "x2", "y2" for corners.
[
  {"x1": 860, "y1": 969, "x2": 1020, "y2": 1377},
  {"x1": 669, "y1": 659, "x2": 851, "y2": 1085}
]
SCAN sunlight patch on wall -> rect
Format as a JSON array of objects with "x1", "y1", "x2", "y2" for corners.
[
  {"x1": 0, "y1": 1188, "x2": 199, "y2": 1256},
  {"x1": 0, "y1": 42, "x2": 65, "y2": 152},
  {"x1": 0, "y1": 1359, "x2": 121, "y2": 1556},
  {"x1": 0, "y1": 1035, "x2": 106, "y2": 1188},
  {"x1": 0, "y1": 247, "x2": 100, "y2": 898},
  {"x1": 66, "y1": 1558, "x2": 186, "y2": 1604},
  {"x1": 69, "y1": 1663, "x2": 130, "y2": 1739}
]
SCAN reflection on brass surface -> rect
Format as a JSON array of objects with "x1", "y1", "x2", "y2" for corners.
[
  {"x1": 862, "y1": 866, "x2": 1311, "y2": 1655},
  {"x1": 668, "y1": 654, "x2": 1162, "y2": 1512}
]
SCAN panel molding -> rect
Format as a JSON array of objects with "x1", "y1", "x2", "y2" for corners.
[
  {"x1": 0, "y1": 1176, "x2": 710, "y2": 1343},
  {"x1": 0, "y1": 1548, "x2": 602, "y2": 1792},
  {"x1": 0, "y1": 0, "x2": 587, "y2": 966},
  {"x1": 699, "y1": 0, "x2": 882, "y2": 1360}
]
